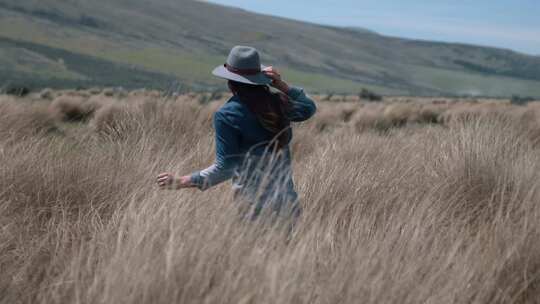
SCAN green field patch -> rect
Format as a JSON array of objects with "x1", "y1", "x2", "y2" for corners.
[
  {"x1": 280, "y1": 67, "x2": 402, "y2": 95},
  {"x1": 408, "y1": 65, "x2": 540, "y2": 97}
]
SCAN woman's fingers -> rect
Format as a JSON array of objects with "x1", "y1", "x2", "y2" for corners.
[
  {"x1": 157, "y1": 173, "x2": 173, "y2": 188},
  {"x1": 157, "y1": 177, "x2": 171, "y2": 183},
  {"x1": 157, "y1": 173, "x2": 193, "y2": 190},
  {"x1": 157, "y1": 173, "x2": 170, "y2": 179},
  {"x1": 157, "y1": 179, "x2": 171, "y2": 186},
  {"x1": 263, "y1": 66, "x2": 279, "y2": 74},
  {"x1": 263, "y1": 70, "x2": 279, "y2": 77},
  {"x1": 263, "y1": 66, "x2": 281, "y2": 80},
  {"x1": 157, "y1": 175, "x2": 170, "y2": 181}
]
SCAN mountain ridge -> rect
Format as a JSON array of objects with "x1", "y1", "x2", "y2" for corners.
[{"x1": 1, "y1": 0, "x2": 539, "y2": 97}]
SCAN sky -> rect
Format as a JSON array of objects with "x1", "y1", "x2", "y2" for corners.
[{"x1": 205, "y1": 0, "x2": 540, "y2": 55}]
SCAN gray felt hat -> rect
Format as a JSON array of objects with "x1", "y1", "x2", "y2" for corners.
[{"x1": 212, "y1": 46, "x2": 272, "y2": 85}]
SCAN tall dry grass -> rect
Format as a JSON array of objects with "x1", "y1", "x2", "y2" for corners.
[{"x1": 2, "y1": 91, "x2": 540, "y2": 303}]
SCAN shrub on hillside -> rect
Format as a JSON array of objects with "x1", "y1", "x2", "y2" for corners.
[
  {"x1": 88, "y1": 88, "x2": 102, "y2": 95},
  {"x1": 382, "y1": 103, "x2": 418, "y2": 127},
  {"x1": 98, "y1": 87, "x2": 128, "y2": 98},
  {"x1": 322, "y1": 92, "x2": 334, "y2": 101},
  {"x1": 510, "y1": 95, "x2": 535, "y2": 105},
  {"x1": 304, "y1": 103, "x2": 361, "y2": 132},
  {"x1": 49, "y1": 96, "x2": 101, "y2": 122},
  {"x1": 353, "y1": 104, "x2": 391, "y2": 132},
  {"x1": 39, "y1": 88, "x2": 55, "y2": 100},
  {"x1": 102, "y1": 88, "x2": 116, "y2": 97},
  {"x1": 408, "y1": 104, "x2": 447, "y2": 124},
  {"x1": 2, "y1": 85, "x2": 31, "y2": 97},
  {"x1": 359, "y1": 88, "x2": 382, "y2": 102}
]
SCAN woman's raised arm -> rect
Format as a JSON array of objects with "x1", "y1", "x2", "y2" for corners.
[
  {"x1": 263, "y1": 66, "x2": 317, "y2": 122},
  {"x1": 286, "y1": 87, "x2": 317, "y2": 122}
]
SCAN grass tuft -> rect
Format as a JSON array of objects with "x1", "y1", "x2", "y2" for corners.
[{"x1": 49, "y1": 96, "x2": 101, "y2": 122}]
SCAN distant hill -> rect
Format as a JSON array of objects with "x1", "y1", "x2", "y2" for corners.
[{"x1": 1, "y1": 0, "x2": 540, "y2": 97}]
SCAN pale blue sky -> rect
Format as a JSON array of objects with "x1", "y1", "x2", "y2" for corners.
[{"x1": 205, "y1": 0, "x2": 540, "y2": 55}]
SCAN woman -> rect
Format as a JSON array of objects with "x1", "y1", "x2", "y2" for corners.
[{"x1": 157, "y1": 46, "x2": 316, "y2": 218}]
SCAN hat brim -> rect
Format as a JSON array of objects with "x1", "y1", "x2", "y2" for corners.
[{"x1": 212, "y1": 64, "x2": 272, "y2": 86}]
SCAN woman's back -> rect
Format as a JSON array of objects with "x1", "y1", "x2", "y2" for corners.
[
  {"x1": 190, "y1": 86, "x2": 316, "y2": 216},
  {"x1": 216, "y1": 97, "x2": 283, "y2": 155}
]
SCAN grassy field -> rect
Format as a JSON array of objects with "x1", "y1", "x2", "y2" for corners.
[{"x1": 2, "y1": 89, "x2": 540, "y2": 303}]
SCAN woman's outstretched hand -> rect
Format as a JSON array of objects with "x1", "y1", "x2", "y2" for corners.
[
  {"x1": 263, "y1": 66, "x2": 290, "y2": 93},
  {"x1": 157, "y1": 173, "x2": 193, "y2": 190}
]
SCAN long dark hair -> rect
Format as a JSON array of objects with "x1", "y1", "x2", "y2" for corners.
[{"x1": 228, "y1": 80, "x2": 291, "y2": 149}]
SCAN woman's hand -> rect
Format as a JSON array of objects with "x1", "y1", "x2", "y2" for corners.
[
  {"x1": 263, "y1": 66, "x2": 290, "y2": 93},
  {"x1": 157, "y1": 173, "x2": 193, "y2": 190}
]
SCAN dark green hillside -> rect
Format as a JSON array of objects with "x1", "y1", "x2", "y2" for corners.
[
  {"x1": 1, "y1": 0, "x2": 540, "y2": 96},
  {"x1": 0, "y1": 37, "x2": 177, "y2": 89}
]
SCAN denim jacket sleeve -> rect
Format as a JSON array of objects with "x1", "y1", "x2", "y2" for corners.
[
  {"x1": 287, "y1": 86, "x2": 317, "y2": 122},
  {"x1": 190, "y1": 111, "x2": 242, "y2": 191}
]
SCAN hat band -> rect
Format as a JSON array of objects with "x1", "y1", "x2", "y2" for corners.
[{"x1": 224, "y1": 64, "x2": 261, "y2": 76}]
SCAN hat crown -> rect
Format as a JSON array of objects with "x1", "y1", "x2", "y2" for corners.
[
  {"x1": 226, "y1": 46, "x2": 261, "y2": 70},
  {"x1": 212, "y1": 45, "x2": 271, "y2": 85}
]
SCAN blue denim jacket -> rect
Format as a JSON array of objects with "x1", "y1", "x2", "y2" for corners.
[{"x1": 190, "y1": 87, "x2": 316, "y2": 215}]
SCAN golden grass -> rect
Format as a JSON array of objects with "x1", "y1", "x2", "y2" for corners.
[
  {"x1": 0, "y1": 99, "x2": 57, "y2": 139},
  {"x1": 2, "y1": 91, "x2": 540, "y2": 303}
]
